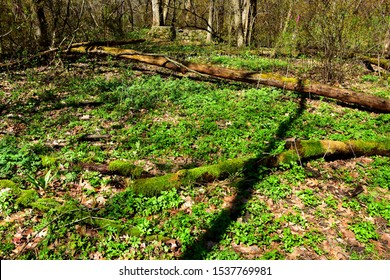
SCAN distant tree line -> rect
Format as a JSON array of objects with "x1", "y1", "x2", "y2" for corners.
[{"x1": 0, "y1": 0, "x2": 389, "y2": 58}]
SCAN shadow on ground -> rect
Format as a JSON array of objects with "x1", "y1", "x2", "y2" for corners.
[{"x1": 180, "y1": 95, "x2": 307, "y2": 259}]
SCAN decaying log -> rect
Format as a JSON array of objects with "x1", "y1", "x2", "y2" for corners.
[
  {"x1": 118, "y1": 139, "x2": 389, "y2": 196},
  {"x1": 361, "y1": 57, "x2": 390, "y2": 71},
  {"x1": 271, "y1": 139, "x2": 390, "y2": 166},
  {"x1": 69, "y1": 45, "x2": 390, "y2": 112}
]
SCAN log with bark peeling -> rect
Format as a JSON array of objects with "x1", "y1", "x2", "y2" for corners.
[{"x1": 68, "y1": 45, "x2": 390, "y2": 112}]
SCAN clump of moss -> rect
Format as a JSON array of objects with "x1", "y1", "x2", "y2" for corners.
[
  {"x1": 15, "y1": 189, "x2": 39, "y2": 207},
  {"x1": 131, "y1": 174, "x2": 176, "y2": 196},
  {"x1": 130, "y1": 157, "x2": 252, "y2": 196},
  {"x1": 128, "y1": 227, "x2": 142, "y2": 237},
  {"x1": 301, "y1": 140, "x2": 326, "y2": 157},
  {"x1": 108, "y1": 160, "x2": 143, "y2": 178},
  {"x1": 276, "y1": 150, "x2": 299, "y2": 165},
  {"x1": 0, "y1": 180, "x2": 21, "y2": 196},
  {"x1": 92, "y1": 218, "x2": 126, "y2": 233},
  {"x1": 145, "y1": 234, "x2": 170, "y2": 242},
  {"x1": 41, "y1": 155, "x2": 58, "y2": 167},
  {"x1": 30, "y1": 198, "x2": 61, "y2": 212}
]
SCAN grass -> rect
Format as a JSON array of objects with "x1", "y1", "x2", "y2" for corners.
[{"x1": 0, "y1": 46, "x2": 389, "y2": 260}]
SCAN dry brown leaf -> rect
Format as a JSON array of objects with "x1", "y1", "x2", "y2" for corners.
[
  {"x1": 165, "y1": 239, "x2": 181, "y2": 253},
  {"x1": 232, "y1": 243, "x2": 262, "y2": 255}
]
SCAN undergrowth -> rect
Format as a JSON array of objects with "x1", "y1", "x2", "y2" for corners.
[{"x1": 0, "y1": 51, "x2": 389, "y2": 260}]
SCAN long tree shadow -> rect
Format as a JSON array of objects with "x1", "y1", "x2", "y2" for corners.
[{"x1": 180, "y1": 94, "x2": 307, "y2": 259}]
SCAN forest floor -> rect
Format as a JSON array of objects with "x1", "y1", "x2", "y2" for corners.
[{"x1": 0, "y1": 41, "x2": 389, "y2": 260}]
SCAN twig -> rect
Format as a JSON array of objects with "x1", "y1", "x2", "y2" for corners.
[
  {"x1": 348, "y1": 142, "x2": 357, "y2": 158},
  {"x1": 323, "y1": 141, "x2": 331, "y2": 159},
  {"x1": 293, "y1": 139, "x2": 303, "y2": 166}
]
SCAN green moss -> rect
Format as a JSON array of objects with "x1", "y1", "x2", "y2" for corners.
[
  {"x1": 0, "y1": 180, "x2": 21, "y2": 196},
  {"x1": 15, "y1": 190, "x2": 39, "y2": 207},
  {"x1": 131, "y1": 174, "x2": 177, "y2": 196},
  {"x1": 351, "y1": 140, "x2": 390, "y2": 154},
  {"x1": 128, "y1": 227, "x2": 142, "y2": 237},
  {"x1": 108, "y1": 160, "x2": 143, "y2": 178},
  {"x1": 0, "y1": 180, "x2": 17, "y2": 190},
  {"x1": 92, "y1": 218, "x2": 124, "y2": 231},
  {"x1": 277, "y1": 150, "x2": 299, "y2": 165},
  {"x1": 179, "y1": 157, "x2": 249, "y2": 184},
  {"x1": 301, "y1": 140, "x2": 325, "y2": 157},
  {"x1": 30, "y1": 198, "x2": 61, "y2": 212},
  {"x1": 131, "y1": 157, "x2": 252, "y2": 196},
  {"x1": 41, "y1": 155, "x2": 58, "y2": 167}
]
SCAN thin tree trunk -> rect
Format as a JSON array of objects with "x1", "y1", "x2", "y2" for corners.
[
  {"x1": 207, "y1": 0, "x2": 215, "y2": 42},
  {"x1": 233, "y1": 0, "x2": 244, "y2": 47},
  {"x1": 151, "y1": 0, "x2": 163, "y2": 26},
  {"x1": 33, "y1": 0, "x2": 50, "y2": 49},
  {"x1": 126, "y1": 0, "x2": 134, "y2": 30},
  {"x1": 162, "y1": 0, "x2": 170, "y2": 25},
  {"x1": 384, "y1": 28, "x2": 390, "y2": 58}
]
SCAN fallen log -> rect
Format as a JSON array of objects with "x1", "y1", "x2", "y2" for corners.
[
  {"x1": 361, "y1": 56, "x2": 389, "y2": 71},
  {"x1": 270, "y1": 139, "x2": 390, "y2": 166},
  {"x1": 121, "y1": 139, "x2": 390, "y2": 196},
  {"x1": 69, "y1": 45, "x2": 390, "y2": 112}
]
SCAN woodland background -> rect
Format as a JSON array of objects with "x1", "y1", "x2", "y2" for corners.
[{"x1": 1, "y1": 0, "x2": 389, "y2": 58}]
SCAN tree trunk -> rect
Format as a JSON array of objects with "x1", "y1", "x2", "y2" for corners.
[
  {"x1": 233, "y1": 0, "x2": 256, "y2": 47},
  {"x1": 68, "y1": 45, "x2": 390, "y2": 112},
  {"x1": 207, "y1": 0, "x2": 215, "y2": 42},
  {"x1": 33, "y1": 0, "x2": 50, "y2": 49},
  {"x1": 242, "y1": 0, "x2": 256, "y2": 46},
  {"x1": 151, "y1": 0, "x2": 163, "y2": 26},
  {"x1": 162, "y1": 0, "x2": 170, "y2": 25},
  {"x1": 362, "y1": 56, "x2": 390, "y2": 71},
  {"x1": 233, "y1": 0, "x2": 244, "y2": 47},
  {"x1": 384, "y1": 28, "x2": 390, "y2": 58}
]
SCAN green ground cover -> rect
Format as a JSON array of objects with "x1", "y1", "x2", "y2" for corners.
[{"x1": 0, "y1": 46, "x2": 389, "y2": 260}]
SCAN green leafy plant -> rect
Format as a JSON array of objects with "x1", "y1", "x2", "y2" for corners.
[
  {"x1": 281, "y1": 228, "x2": 304, "y2": 253},
  {"x1": 297, "y1": 189, "x2": 321, "y2": 207},
  {"x1": 361, "y1": 75, "x2": 379, "y2": 82},
  {"x1": 26, "y1": 170, "x2": 57, "y2": 190},
  {"x1": 255, "y1": 175, "x2": 292, "y2": 201},
  {"x1": 348, "y1": 221, "x2": 379, "y2": 243}
]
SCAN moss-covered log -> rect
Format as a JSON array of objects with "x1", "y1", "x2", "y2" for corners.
[
  {"x1": 127, "y1": 139, "x2": 390, "y2": 196},
  {"x1": 272, "y1": 139, "x2": 390, "y2": 166},
  {"x1": 69, "y1": 45, "x2": 390, "y2": 112},
  {"x1": 130, "y1": 157, "x2": 253, "y2": 196},
  {"x1": 361, "y1": 57, "x2": 390, "y2": 71}
]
